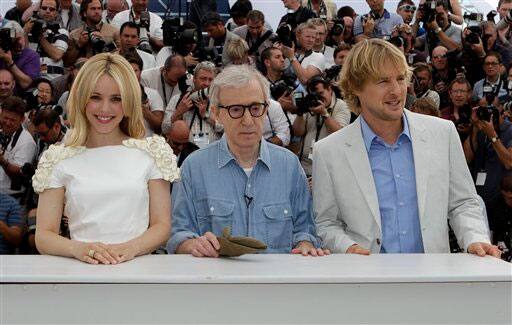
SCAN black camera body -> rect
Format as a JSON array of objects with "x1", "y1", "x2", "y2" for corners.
[
  {"x1": 323, "y1": 64, "x2": 342, "y2": 82},
  {"x1": 85, "y1": 26, "x2": 115, "y2": 54},
  {"x1": 273, "y1": 24, "x2": 293, "y2": 47},
  {"x1": 483, "y1": 84, "x2": 497, "y2": 104},
  {"x1": 0, "y1": 28, "x2": 15, "y2": 52},
  {"x1": 476, "y1": 105, "x2": 498, "y2": 122},
  {"x1": 162, "y1": 18, "x2": 198, "y2": 51},
  {"x1": 29, "y1": 13, "x2": 61, "y2": 43},
  {"x1": 419, "y1": 1, "x2": 437, "y2": 23},
  {"x1": 296, "y1": 93, "x2": 323, "y2": 115},
  {"x1": 331, "y1": 19, "x2": 345, "y2": 37}
]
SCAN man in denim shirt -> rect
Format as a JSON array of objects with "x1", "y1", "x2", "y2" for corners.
[{"x1": 168, "y1": 65, "x2": 326, "y2": 257}]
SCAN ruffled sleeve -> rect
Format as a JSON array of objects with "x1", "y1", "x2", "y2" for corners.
[
  {"x1": 123, "y1": 135, "x2": 180, "y2": 182},
  {"x1": 32, "y1": 145, "x2": 85, "y2": 194}
]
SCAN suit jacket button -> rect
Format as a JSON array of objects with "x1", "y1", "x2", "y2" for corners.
[{"x1": 376, "y1": 238, "x2": 381, "y2": 245}]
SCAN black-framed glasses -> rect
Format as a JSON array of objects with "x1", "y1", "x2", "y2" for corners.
[
  {"x1": 40, "y1": 6, "x2": 57, "y2": 11},
  {"x1": 217, "y1": 102, "x2": 268, "y2": 119}
]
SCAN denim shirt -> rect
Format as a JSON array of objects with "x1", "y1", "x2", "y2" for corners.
[
  {"x1": 360, "y1": 115, "x2": 425, "y2": 253},
  {"x1": 167, "y1": 136, "x2": 320, "y2": 254}
]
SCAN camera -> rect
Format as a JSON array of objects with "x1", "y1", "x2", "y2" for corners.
[
  {"x1": 270, "y1": 72, "x2": 298, "y2": 99},
  {"x1": 296, "y1": 92, "x2": 323, "y2": 115},
  {"x1": 323, "y1": 64, "x2": 342, "y2": 82},
  {"x1": 272, "y1": 24, "x2": 293, "y2": 47},
  {"x1": 483, "y1": 84, "x2": 496, "y2": 104},
  {"x1": 162, "y1": 18, "x2": 198, "y2": 54},
  {"x1": 362, "y1": 10, "x2": 381, "y2": 23},
  {"x1": 476, "y1": 105, "x2": 498, "y2": 122},
  {"x1": 0, "y1": 28, "x2": 15, "y2": 52},
  {"x1": 137, "y1": 10, "x2": 152, "y2": 53},
  {"x1": 189, "y1": 87, "x2": 210, "y2": 102},
  {"x1": 487, "y1": 10, "x2": 498, "y2": 23},
  {"x1": 330, "y1": 19, "x2": 345, "y2": 37},
  {"x1": 28, "y1": 13, "x2": 60, "y2": 43},
  {"x1": 418, "y1": 0, "x2": 437, "y2": 23},
  {"x1": 463, "y1": 13, "x2": 484, "y2": 22},
  {"x1": 86, "y1": 26, "x2": 115, "y2": 54}
]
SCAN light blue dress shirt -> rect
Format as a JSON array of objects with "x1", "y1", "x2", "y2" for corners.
[
  {"x1": 360, "y1": 115, "x2": 425, "y2": 253},
  {"x1": 167, "y1": 136, "x2": 320, "y2": 254}
]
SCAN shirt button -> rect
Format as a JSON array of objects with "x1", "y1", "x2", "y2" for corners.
[
  {"x1": 284, "y1": 209, "x2": 288, "y2": 215},
  {"x1": 210, "y1": 207, "x2": 214, "y2": 212},
  {"x1": 247, "y1": 184, "x2": 251, "y2": 188},
  {"x1": 401, "y1": 231, "x2": 407, "y2": 235},
  {"x1": 399, "y1": 202, "x2": 405, "y2": 206},
  {"x1": 396, "y1": 174, "x2": 401, "y2": 178},
  {"x1": 376, "y1": 238, "x2": 381, "y2": 245}
]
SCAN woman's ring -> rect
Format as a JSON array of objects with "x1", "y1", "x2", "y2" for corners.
[{"x1": 88, "y1": 249, "x2": 95, "y2": 258}]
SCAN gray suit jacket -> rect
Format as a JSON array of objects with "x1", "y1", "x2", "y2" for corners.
[{"x1": 312, "y1": 110, "x2": 490, "y2": 253}]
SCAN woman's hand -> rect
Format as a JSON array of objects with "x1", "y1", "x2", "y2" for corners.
[
  {"x1": 70, "y1": 241, "x2": 121, "y2": 265},
  {"x1": 105, "y1": 242, "x2": 140, "y2": 263}
]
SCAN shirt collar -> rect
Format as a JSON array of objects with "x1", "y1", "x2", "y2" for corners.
[
  {"x1": 217, "y1": 135, "x2": 272, "y2": 170},
  {"x1": 383, "y1": 9, "x2": 391, "y2": 19},
  {"x1": 360, "y1": 113, "x2": 411, "y2": 152}
]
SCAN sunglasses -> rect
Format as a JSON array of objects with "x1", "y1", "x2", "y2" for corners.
[
  {"x1": 399, "y1": 5, "x2": 416, "y2": 12},
  {"x1": 40, "y1": 6, "x2": 57, "y2": 12}
]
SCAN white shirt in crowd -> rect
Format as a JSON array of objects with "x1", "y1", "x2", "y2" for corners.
[
  {"x1": 0, "y1": 128, "x2": 37, "y2": 195},
  {"x1": 143, "y1": 86, "x2": 164, "y2": 137},
  {"x1": 111, "y1": 9, "x2": 163, "y2": 41},
  {"x1": 137, "y1": 49, "x2": 156, "y2": 70},
  {"x1": 140, "y1": 67, "x2": 182, "y2": 106},
  {"x1": 317, "y1": 45, "x2": 335, "y2": 69},
  {"x1": 262, "y1": 99, "x2": 291, "y2": 146}
]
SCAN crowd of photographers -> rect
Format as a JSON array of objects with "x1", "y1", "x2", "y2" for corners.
[{"x1": 0, "y1": 0, "x2": 511, "y2": 260}]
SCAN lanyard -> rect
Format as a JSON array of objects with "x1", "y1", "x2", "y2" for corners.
[
  {"x1": 189, "y1": 108, "x2": 204, "y2": 135},
  {"x1": 160, "y1": 74, "x2": 177, "y2": 107}
]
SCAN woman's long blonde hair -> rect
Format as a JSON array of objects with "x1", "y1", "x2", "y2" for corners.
[{"x1": 65, "y1": 53, "x2": 145, "y2": 146}]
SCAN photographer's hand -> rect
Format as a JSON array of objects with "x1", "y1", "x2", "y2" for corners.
[
  {"x1": 278, "y1": 93, "x2": 297, "y2": 113},
  {"x1": 0, "y1": 48, "x2": 13, "y2": 65},
  {"x1": 281, "y1": 43, "x2": 295, "y2": 60},
  {"x1": 363, "y1": 17, "x2": 375, "y2": 36},
  {"x1": 171, "y1": 93, "x2": 194, "y2": 123},
  {"x1": 426, "y1": 19, "x2": 439, "y2": 31},
  {"x1": 184, "y1": 54, "x2": 199, "y2": 67},
  {"x1": 310, "y1": 102, "x2": 328, "y2": 117},
  {"x1": 470, "y1": 37, "x2": 486, "y2": 57},
  {"x1": 23, "y1": 20, "x2": 34, "y2": 35},
  {"x1": 77, "y1": 31, "x2": 90, "y2": 48}
]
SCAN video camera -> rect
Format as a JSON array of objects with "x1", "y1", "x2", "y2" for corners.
[
  {"x1": 28, "y1": 12, "x2": 60, "y2": 43},
  {"x1": 163, "y1": 18, "x2": 198, "y2": 54},
  {"x1": 0, "y1": 28, "x2": 15, "y2": 52}
]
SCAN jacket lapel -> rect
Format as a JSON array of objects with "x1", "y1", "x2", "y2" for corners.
[
  {"x1": 405, "y1": 110, "x2": 431, "y2": 224},
  {"x1": 343, "y1": 119, "x2": 382, "y2": 230}
]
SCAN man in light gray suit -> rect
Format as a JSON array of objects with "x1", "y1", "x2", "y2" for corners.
[{"x1": 313, "y1": 39, "x2": 501, "y2": 257}]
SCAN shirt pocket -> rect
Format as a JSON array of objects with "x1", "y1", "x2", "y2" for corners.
[
  {"x1": 195, "y1": 198, "x2": 235, "y2": 236},
  {"x1": 262, "y1": 203, "x2": 293, "y2": 250}
]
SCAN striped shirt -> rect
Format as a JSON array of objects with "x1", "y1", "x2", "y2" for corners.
[{"x1": 0, "y1": 194, "x2": 25, "y2": 254}]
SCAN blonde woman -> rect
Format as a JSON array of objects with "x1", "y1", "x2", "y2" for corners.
[{"x1": 33, "y1": 53, "x2": 179, "y2": 264}]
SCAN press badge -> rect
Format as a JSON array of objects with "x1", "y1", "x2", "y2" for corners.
[
  {"x1": 193, "y1": 133, "x2": 209, "y2": 149},
  {"x1": 476, "y1": 172, "x2": 487, "y2": 186},
  {"x1": 308, "y1": 139, "x2": 315, "y2": 160}
]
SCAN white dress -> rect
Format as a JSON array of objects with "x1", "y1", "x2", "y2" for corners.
[{"x1": 32, "y1": 136, "x2": 179, "y2": 244}]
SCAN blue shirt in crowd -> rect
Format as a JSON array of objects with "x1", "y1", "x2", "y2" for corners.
[
  {"x1": 0, "y1": 193, "x2": 24, "y2": 254},
  {"x1": 168, "y1": 136, "x2": 320, "y2": 254},
  {"x1": 360, "y1": 115, "x2": 424, "y2": 253},
  {"x1": 353, "y1": 9, "x2": 404, "y2": 39}
]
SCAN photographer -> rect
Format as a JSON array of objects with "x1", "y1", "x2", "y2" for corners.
[
  {"x1": 116, "y1": 22, "x2": 155, "y2": 70},
  {"x1": 412, "y1": 64, "x2": 440, "y2": 109},
  {"x1": 292, "y1": 76, "x2": 350, "y2": 176},
  {"x1": 124, "y1": 51, "x2": 164, "y2": 136},
  {"x1": 162, "y1": 61, "x2": 221, "y2": 149},
  {"x1": 141, "y1": 54, "x2": 188, "y2": 107},
  {"x1": 440, "y1": 77, "x2": 473, "y2": 141},
  {"x1": 416, "y1": 1, "x2": 461, "y2": 52},
  {"x1": 0, "y1": 96, "x2": 37, "y2": 199},
  {"x1": 0, "y1": 22, "x2": 40, "y2": 92},
  {"x1": 418, "y1": 0, "x2": 463, "y2": 25},
  {"x1": 103, "y1": 0, "x2": 128, "y2": 24},
  {"x1": 473, "y1": 52, "x2": 508, "y2": 101},
  {"x1": 353, "y1": 0, "x2": 403, "y2": 42},
  {"x1": 396, "y1": 0, "x2": 416, "y2": 25},
  {"x1": 33, "y1": 108, "x2": 66, "y2": 156},
  {"x1": 310, "y1": 18, "x2": 335, "y2": 68},
  {"x1": 481, "y1": 21, "x2": 512, "y2": 68},
  {"x1": 281, "y1": 21, "x2": 326, "y2": 87},
  {"x1": 0, "y1": 70, "x2": 15, "y2": 106},
  {"x1": 487, "y1": 175, "x2": 512, "y2": 260},
  {"x1": 64, "y1": 0, "x2": 119, "y2": 66},
  {"x1": 391, "y1": 24, "x2": 427, "y2": 64},
  {"x1": 202, "y1": 12, "x2": 242, "y2": 67},
  {"x1": 279, "y1": 0, "x2": 317, "y2": 34},
  {"x1": 111, "y1": 0, "x2": 164, "y2": 52},
  {"x1": 301, "y1": 0, "x2": 337, "y2": 21},
  {"x1": 463, "y1": 99, "x2": 512, "y2": 218},
  {"x1": 25, "y1": 0, "x2": 69, "y2": 80},
  {"x1": 155, "y1": 20, "x2": 199, "y2": 68},
  {"x1": 233, "y1": 10, "x2": 275, "y2": 64}
]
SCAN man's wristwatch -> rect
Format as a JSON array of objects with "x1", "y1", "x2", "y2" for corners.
[
  {"x1": 434, "y1": 27, "x2": 442, "y2": 34},
  {"x1": 491, "y1": 136, "x2": 499, "y2": 143}
]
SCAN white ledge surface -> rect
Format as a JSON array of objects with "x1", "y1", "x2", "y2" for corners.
[{"x1": 1, "y1": 254, "x2": 511, "y2": 284}]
